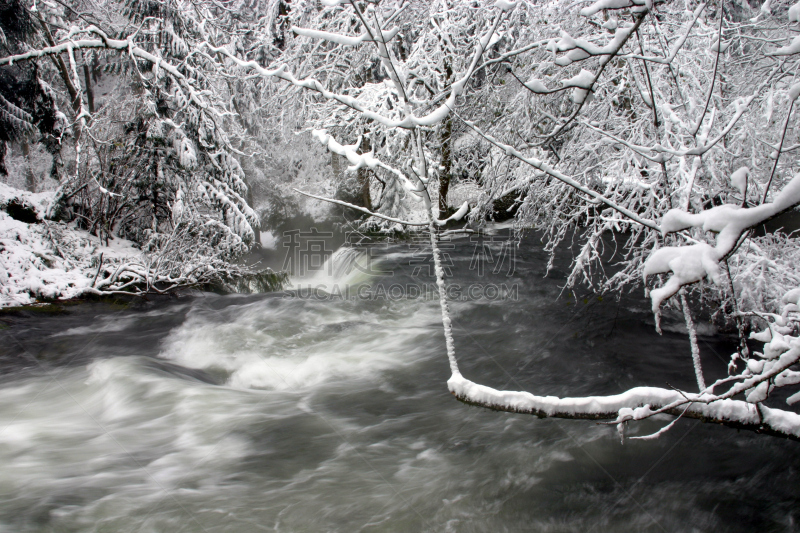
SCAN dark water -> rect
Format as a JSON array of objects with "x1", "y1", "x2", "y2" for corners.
[{"x1": 1, "y1": 229, "x2": 798, "y2": 532}]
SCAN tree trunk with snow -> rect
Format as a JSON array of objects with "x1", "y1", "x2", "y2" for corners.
[{"x1": 356, "y1": 133, "x2": 373, "y2": 212}]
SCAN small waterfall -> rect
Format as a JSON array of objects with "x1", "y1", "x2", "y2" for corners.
[
  {"x1": 290, "y1": 245, "x2": 379, "y2": 290},
  {"x1": 325, "y1": 246, "x2": 364, "y2": 281}
]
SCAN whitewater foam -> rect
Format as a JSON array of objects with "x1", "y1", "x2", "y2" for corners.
[{"x1": 158, "y1": 293, "x2": 441, "y2": 391}]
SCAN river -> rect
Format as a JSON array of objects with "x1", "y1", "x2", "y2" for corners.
[{"x1": 1, "y1": 228, "x2": 798, "y2": 532}]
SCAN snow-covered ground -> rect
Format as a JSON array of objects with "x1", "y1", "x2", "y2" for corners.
[{"x1": 0, "y1": 183, "x2": 141, "y2": 307}]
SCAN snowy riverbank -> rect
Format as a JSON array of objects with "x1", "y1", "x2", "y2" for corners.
[{"x1": 0, "y1": 184, "x2": 141, "y2": 307}]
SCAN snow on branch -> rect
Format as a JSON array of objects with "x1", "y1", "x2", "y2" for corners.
[
  {"x1": 582, "y1": 121, "x2": 669, "y2": 163},
  {"x1": 457, "y1": 116, "x2": 660, "y2": 230},
  {"x1": 308, "y1": 129, "x2": 469, "y2": 226},
  {"x1": 650, "y1": 95, "x2": 761, "y2": 157},
  {"x1": 539, "y1": 13, "x2": 647, "y2": 141},
  {"x1": 548, "y1": 22, "x2": 643, "y2": 68},
  {"x1": 449, "y1": 315, "x2": 800, "y2": 441},
  {"x1": 293, "y1": 189, "x2": 428, "y2": 227},
  {"x1": 291, "y1": 26, "x2": 400, "y2": 47},
  {"x1": 771, "y1": 35, "x2": 800, "y2": 56},
  {"x1": 580, "y1": 0, "x2": 649, "y2": 17},
  {"x1": 448, "y1": 374, "x2": 800, "y2": 439},
  {"x1": 0, "y1": 27, "x2": 218, "y2": 117},
  {"x1": 523, "y1": 68, "x2": 597, "y2": 104},
  {"x1": 210, "y1": 9, "x2": 505, "y2": 130},
  {"x1": 295, "y1": 185, "x2": 468, "y2": 228},
  {"x1": 619, "y1": 2, "x2": 707, "y2": 64},
  {"x1": 476, "y1": 39, "x2": 549, "y2": 71},
  {"x1": 311, "y1": 129, "x2": 418, "y2": 195},
  {"x1": 644, "y1": 175, "x2": 800, "y2": 315}
]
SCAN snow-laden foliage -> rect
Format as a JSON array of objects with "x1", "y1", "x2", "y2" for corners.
[
  {"x1": 0, "y1": 184, "x2": 284, "y2": 305},
  {"x1": 0, "y1": 0, "x2": 267, "y2": 290}
]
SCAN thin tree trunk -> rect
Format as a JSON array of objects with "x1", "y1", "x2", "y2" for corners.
[
  {"x1": 680, "y1": 290, "x2": 705, "y2": 391},
  {"x1": 439, "y1": 116, "x2": 453, "y2": 215},
  {"x1": 439, "y1": 59, "x2": 454, "y2": 216},
  {"x1": 0, "y1": 141, "x2": 8, "y2": 178},
  {"x1": 357, "y1": 134, "x2": 373, "y2": 211},
  {"x1": 21, "y1": 142, "x2": 36, "y2": 193},
  {"x1": 82, "y1": 60, "x2": 95, "y2": 114},
  {"x1": 331, "y1": 152, "x2": 342, "y2": 180},
  {"x1": 36, "y1": 14, "x2": 80, "y2": 114}
]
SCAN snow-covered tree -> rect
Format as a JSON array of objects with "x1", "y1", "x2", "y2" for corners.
[
  {"x1": 241, "y1": 0, "x2": 800, "y2": 440},
  {"x1": 437, "y1": 0, "x2": 800, "y2": 440},
  {"x1": 0, "y1": 0, "x2": 268, "y2": 290},
  {"x1": 3, "y1": 0, "x2": 800, "y2": 440}
]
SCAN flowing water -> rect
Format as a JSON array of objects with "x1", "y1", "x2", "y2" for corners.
[{"x1": 1, "y1": 230, "x2": 798, "y2": 532}]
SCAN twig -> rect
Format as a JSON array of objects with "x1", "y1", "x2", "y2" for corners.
[
  {"x1": 762, "y1": 98, "x2": 795, "y2": 204},
  {"x1": 293, "y1": 188, "x2": 428, "y2": 226},
  {"x1": 91, "y1": 252, "x2": 104, "y2": 288}
]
